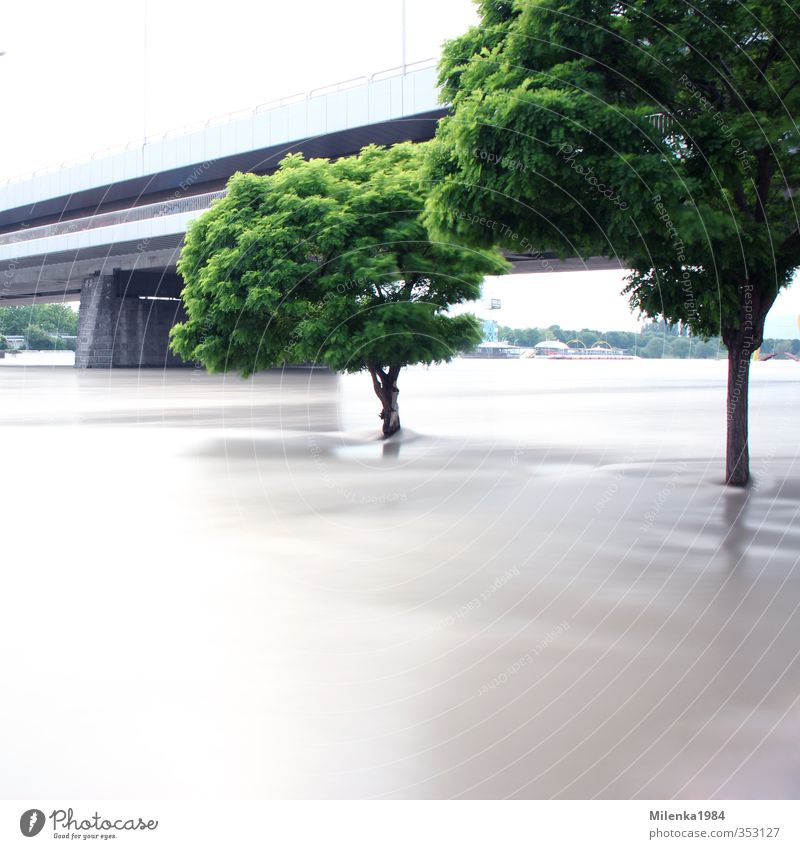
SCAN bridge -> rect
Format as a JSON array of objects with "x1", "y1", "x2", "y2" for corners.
[{"x1": 0, "y1": 60, "x2": 622, "y2": 367}]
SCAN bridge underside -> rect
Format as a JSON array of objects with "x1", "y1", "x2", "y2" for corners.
[
  {"x1": 75, "y1": 269, "x2": 187, "y2": 368},
  {"x1": 0, "y1": 66, "x2": 625, "y2": 368},
  {"x1": 4, "y1": 246, "x2": 625, "y2": 369}
]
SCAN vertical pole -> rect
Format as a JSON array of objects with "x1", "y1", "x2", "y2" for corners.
[
  {"x1": 143, "y1": 0, "x2": 148, "y2": 148},
  {"x1": 401, "y1": 0, "x2": 407, "y2": 75}
]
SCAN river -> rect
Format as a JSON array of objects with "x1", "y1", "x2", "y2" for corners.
[{"x1": 1, "y1": 355, "x2": 798, "y2": 799}]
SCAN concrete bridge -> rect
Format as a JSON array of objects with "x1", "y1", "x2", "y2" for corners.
[{"x1": 0, "y1": 60, "x2": 621, "y2": 367}]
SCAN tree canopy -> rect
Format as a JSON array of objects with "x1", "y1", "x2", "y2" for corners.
[
  {"x1": 171, "y1": 142, "x2": 508, "y2": 434},
  {"x1": 425, "y1": 0, "x2": 800, "y2": 483},
  {"x1": 0, "y1": 304, "x2": 78, "y2": 337}
]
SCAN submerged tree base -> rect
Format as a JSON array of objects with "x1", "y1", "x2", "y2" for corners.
[
  {"x1": 369, "y1": 363, "x2": 401, "y2": 439},
  {"x1": 380, "y1": 412, "x2": 401, "y2": 439}
]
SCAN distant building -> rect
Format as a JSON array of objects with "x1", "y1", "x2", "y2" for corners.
[
  {"x1": 532, "y1": 340, "x2": 569, "y2": 356},
  {"x1": 2, "y1": 336, "x2": 26, "y2": 350},
  {"x1": 465, "y1": 341, "x2": 522, "y2": 359}
]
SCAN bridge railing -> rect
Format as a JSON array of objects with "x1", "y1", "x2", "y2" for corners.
[
  {"x1": 0, "y1": 189, "x2": 227, "y2": 247},
  {"x1": 1, "y1": 58, "x2": 439, "y2": 191}
]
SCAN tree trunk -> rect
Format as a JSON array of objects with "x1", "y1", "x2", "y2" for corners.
[
  {"x1": 725, "y1": 335, "x2": 752, "y2": 486},
  {"x1": 722, "y1": 280, "x2": 772, "y2": 487},
  {"x1": 367, "y1": 363, "x2": 401, "y2": 438}
]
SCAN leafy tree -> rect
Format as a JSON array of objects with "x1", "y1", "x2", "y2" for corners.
[
  {"x1": 606, "y1": 331, "x2": 635, "y2": 351},
  {"x1": 692, "y1": 338, "x2": 722, "y2": 359},
  {"x1": 425, "y1": 0, "x2": 800, "y2": 485},
  {"x1": 578, "y1": 329, "x2": 600, "y2": 348},
  {"x1": 24, "y1": 325, "x2": 68, "y2": 351},
  {"x1": 0, "y1": 335, "x2": 7, "y2": 351},
  {"x1": 498, "y1": 324, "x2": 544, "y2": 346},
  {"x1": 0, "y1": 304, "x2": 78, "y2": 337},
  {"x1": 171, "y1": 143, "x2": 507, "y2": 436},
  {"x1": 670, "y1": 337, "x2": 691, "y2": 359},
  {"x1": 641, "y1": 337, "x2": 665, "y2": 359}
]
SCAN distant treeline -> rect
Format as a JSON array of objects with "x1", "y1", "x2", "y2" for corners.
[
  {"x1": 497, "y1": 322, "x2": 800, "y2": 359},
  {"x1": 0, "y1": 305, "x2": 78, "y2": 351}
]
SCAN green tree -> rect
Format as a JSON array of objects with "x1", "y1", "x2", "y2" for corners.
[
  {"x1": 0, "y1": 335, "x2": 7, "y2": 351},
  {"x1": 24, "y1": 325, "x2": 67, "y2": 350},
  {"x1": 670, "y1": 337, "x2": 691, "y2": 359},
  {"x1": 0, "y1": 304, "x2": 78, "y2": 337},
  {"x1": 692, "y1": 338, "x2": 722, "y2": 359},
  {"x1": 606, "y1": 331, "x2": 635, "y2": 351},
  {"x1": 577, "y1": 329, "x2": 600, "y2": 348},
  {"x1": 641, "y1": 337, "x2": 665, "y2": 359},
  {"x1": 171, "y1": 143, "x2": 507, "y2": 436},
  {"x1": 425, "y1": 1, "x2": 800, "y2": 485}
]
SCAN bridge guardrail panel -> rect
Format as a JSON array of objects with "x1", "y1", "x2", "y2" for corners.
[
  {"x1": 288, "y1": 101, "x2": 307, "y2": 145},
  {"x1": 253, "y1": 112, "x2": 271, "y2": 153},
  {"x1": 0, "y1": 64, "x2": 441, "y2": 216},
  {"x1": 307, "y1": 97, "x2": 326, "y2": 139},
  {"x1": 189, "y1": 133, "x2": 205, "y2": 166},
  {"x1": 326, "y1": 90, "x2": 349, "y2": 135},
  {"x1": 346, "y1": 86, "x2": 369, "y2": 130},
  {"x1": 161, "y1": 137, "x2": 180, "y2": 173},
  {"x1": 408, "y1": 66, "x2": 438, "y2": 115},
  {"x1": 394, "y1": 76, "x2": 408, "y2": 121},
  {"x1": 270, "y1": 105, "x2": 291, "y2": 148}
]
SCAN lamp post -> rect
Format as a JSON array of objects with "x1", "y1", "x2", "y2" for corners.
[{"x1": 401, "y1": 0, "x2": 406, "y2": 75}]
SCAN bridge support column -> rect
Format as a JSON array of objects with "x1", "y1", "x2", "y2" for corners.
[{"x1": 75, "y1": 273, "x2": 189, "y2": 368}]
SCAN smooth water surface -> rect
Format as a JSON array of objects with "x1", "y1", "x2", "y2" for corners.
[{"x1": 1, "y1": 356, "x2": 798, "y2": 799}]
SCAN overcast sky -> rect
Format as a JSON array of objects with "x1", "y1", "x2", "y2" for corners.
[{"x1": 1, "y1": 0, "x2": 797, "y2": 334}]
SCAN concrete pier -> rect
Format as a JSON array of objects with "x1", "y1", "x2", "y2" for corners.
[{"x1": 75, "y1": 270, "x2": 188, "y2": 368}]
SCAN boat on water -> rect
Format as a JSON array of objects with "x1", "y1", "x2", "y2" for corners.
[
  {"x1": 527, "y1": 340, "x2": 638, "y2": 360},
  {"x1": 464, "y1": 341, "x2": 524, "y2": 359}
]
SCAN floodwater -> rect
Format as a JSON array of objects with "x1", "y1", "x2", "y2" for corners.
[{"x1": 1, "y1": 354, "x2": 798, "y2": 800}]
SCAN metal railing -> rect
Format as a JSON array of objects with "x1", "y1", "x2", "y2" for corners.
[
  {"x1": 2, "y1": 58, "x2": 438, "y2": 188},
  {"x1": 0, "y1": 189, "x2": 227, "y2": 247}
]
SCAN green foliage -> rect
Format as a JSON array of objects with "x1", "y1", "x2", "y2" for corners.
[
  {"x1": 425, "y1": 0, "x2": 800, "y2": 344},
  {"x1": 171, "y1": 143, "x2": 508, "y2": 378},
  {"x1": 0, "y1": 335, "x2": 7, "y2": 351},
  {"x1": 0, "y1": 304, "x2": 78, "y2": 337},
  {"x1": 497, "y1": 324, "x2": 725, "y2": 358},
  {"x1": 762, "y1": 337, "x2": 800, "y2": 357},
  {"x1": 24, "y1": 324, "x2": 70, "y2": 351}
]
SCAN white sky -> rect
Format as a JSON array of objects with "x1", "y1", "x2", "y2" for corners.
[{"x1": 1, "y1": 0, "x2": 797, "y2": 335}]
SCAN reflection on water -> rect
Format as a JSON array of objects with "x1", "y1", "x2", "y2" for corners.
[{"x1": 0, "y1": 358, "x2": 798, "y2": 799}]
